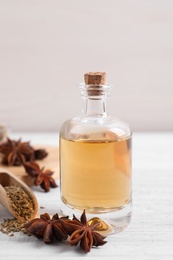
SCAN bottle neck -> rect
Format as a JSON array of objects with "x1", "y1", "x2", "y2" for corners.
[
  {"x1": 79, "y1": 83, "x2": 112, "y2": 121},
  {"x1": 81, "y1": 97, "x2": 108, "y2": 119}
]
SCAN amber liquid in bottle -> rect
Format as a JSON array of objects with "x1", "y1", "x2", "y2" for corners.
[
  {"x1": 60, "y1": 135, "x2": 131, "y2": 213},
  {"x1": 60, "y1": 72, "x2": 132, "y2": 234}
]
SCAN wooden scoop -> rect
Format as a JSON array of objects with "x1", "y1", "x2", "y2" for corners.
[{"x1": 0, "y1": 168, "x2": 38, "y2": 221}]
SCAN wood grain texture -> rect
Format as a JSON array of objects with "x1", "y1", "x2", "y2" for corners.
[
  {"x1": 0, "y1": 146, "x2": 59, "y2": 186},
  {"x1": 0, "y1": 132, "x2": 173, "y2": 259}
]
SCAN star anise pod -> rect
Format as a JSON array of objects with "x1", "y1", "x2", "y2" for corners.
[
  {"x1": 25, "y1": 213, "x2": 69, "y2": 243},
  {"x1": 0, "y1": 138, "x2": 48, "y2": 166},
  {"x1": 61, "y1": 210, "x2": 107, "y2": 253},
  {"x1": 0, "y1": 138, "x2": 34, "y2": 166},
  {"x1": 23, "y1": 161, "x2": 57, "y2": 192},
  {"x1": 34, "y1": 149, "x2": 48, "y2": 160}
]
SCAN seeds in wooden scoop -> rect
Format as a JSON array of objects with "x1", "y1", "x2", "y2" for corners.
[{"x1": 4, "y1": 186, "x2": 35, "y2": 220}]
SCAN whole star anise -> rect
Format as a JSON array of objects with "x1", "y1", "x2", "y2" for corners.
[
  {"x1": 0, "y1": 138, "x2": 34, "y2": 166},
  {"x1": 25, "y1": 213, "x2": 69, "y2": 243},
  {"x1": 61, "y1": 210, "x2": 107, "y2": 253},
  {"x1": 0, "y1": 138, "x2": 48, "y2": 166},
  {"x1": 23, "y1": 161, "x2": 57, "y2": 192}
]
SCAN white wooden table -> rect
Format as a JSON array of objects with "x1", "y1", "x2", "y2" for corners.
[{"x1": 0, "y1": 132, "x2": 173, "y2": 260}]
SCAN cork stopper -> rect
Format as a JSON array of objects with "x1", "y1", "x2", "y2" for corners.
[{"x1": 84, "y1": 72, "x2": 106, "y2": 85}]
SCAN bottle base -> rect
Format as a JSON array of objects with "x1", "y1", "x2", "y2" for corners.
[{"x1": 60, "y1": 200, "x2": 132, "y2": 236}]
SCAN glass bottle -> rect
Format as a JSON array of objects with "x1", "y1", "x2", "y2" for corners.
[{"x1": 59, "y1": 72, "x2": 132, "y2": 235}]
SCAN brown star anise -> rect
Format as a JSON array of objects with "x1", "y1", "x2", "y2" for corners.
[
  {"x1": 61, "y1": 210, "x2": 107, "y2": 253},
  {"x1": 0, "y1": 138, "x2": 48, "y2": 166},
  {"x1": 34, "y1": 149, "x2": 48, "y2": 160},
  {"x1": 25, "y1": 213, "x2": 69, "y2": 243},
  {"x1": 0, "y1": 138, "x2": 34, "y2": 166},
  {"x1": 23, "y1": 161, "x2": 57, "y2": 192}
]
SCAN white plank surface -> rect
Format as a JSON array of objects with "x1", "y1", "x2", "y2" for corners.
[{"x1": 0, "y1": 132, "x2": 173, "y2": 260}]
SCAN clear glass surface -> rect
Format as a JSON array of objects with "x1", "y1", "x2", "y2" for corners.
[{"x1": 59, "y1": 83, "x2": 132, "y2": 235}]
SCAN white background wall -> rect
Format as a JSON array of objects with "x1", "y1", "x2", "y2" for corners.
[{"x1": 0, "y1": 0, "x2": 173, "y2": 132}]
